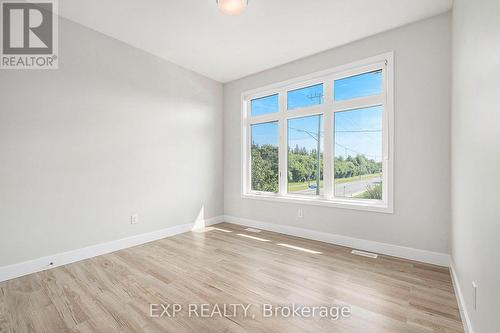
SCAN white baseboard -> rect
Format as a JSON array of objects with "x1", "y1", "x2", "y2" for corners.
[
  {"x1": 222, "y1": 215, "x2": 450, "y2": 266},
  {"x1": 449, "y1": 260, "x2": 474, "y2": 333},
  {"x1": 0, "y1": 213, "x2": 449, "y2": 281},
  {"x1": 0, "y1": 215, "x2": 224, "y2": 283}
]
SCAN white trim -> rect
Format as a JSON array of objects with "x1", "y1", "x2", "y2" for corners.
[
  {"x1": 278, "y1": 88, "x2": 287, "y2": 196},
  {"x1": 0, "y1": 216, "x2": 224, "y2": 283},
  {"x1": 331, "y1": 94, "x2": 385, "y2": 112},
  {"x1": 242, "y1": 55, "x2": 390, "y2": 99},
  {"x1": 223, "y1": 215, "x2": 450, "y2": 266},
  {"x1": 384, "y1": 52, "x2": 395, "y2": 214},
  {"x1": 449, "y1": 260, "x2": 475, "y2": 333},
  {"x1": 323, "y1": 79, "x2": 334, "y2": 199},
  {"x1": 242, "y1": 192, "x2": 392, "y2": 213}
]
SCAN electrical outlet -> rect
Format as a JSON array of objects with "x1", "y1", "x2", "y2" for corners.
[
  {"x1": 131, "y1": 214, "x2": 139, "y2": 224},
  {"x1": 297, "y1": 208, "x2": 303, "y2": 219},
  {"x1": 472, "y1": 281, "x2": 478, "y2": 310}
]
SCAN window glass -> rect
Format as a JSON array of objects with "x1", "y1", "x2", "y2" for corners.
[
  {"x1": 251, "y1": 122, "x2": 279, "y2": 192},
  {"x1": 287, "y1": 115, "x2": 324, "y2": 195},
  {"x1": 334, "y1": 70, "x2": 382, "y2": 101},
  {"x1": 287, "y1": 84, "x2": 323, "y2": 110},
  {"x1": 334, "y1": 106, "x2": 383, "y2": 200},
  {"x1": 251, "y1": 94, "x2": 279, "y2": 117}
]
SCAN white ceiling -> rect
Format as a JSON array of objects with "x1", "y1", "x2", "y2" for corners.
[{"x1": 60, "y1": 0, "x2": 452, "y2": 83}]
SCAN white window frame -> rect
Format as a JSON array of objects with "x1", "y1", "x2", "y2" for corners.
[{"x1": 241, "y1": 52, "x2": 394, "y2": 213}]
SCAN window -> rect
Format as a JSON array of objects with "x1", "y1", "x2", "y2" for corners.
[
  {"x1": 251, "y1": 122, "x2": 279, "y2": 192},
  {"x1": 334, "y1": 106, "x2": 382, "y2": 199},
  {"x1": 242, "y1": 53, "x2": 393, "y2": 213},
  {"x1": 288, "y1": 115, "x2": 324, "y2": 195},
  {"x1": 334, "y1": 70, "x2": 382, "y2": 101},
  {"x1": 287, "y1": 84, "x2": 324, "y2": 110},
  {"x1": 251, "y1": 94, "x2": 279, "y2": 117}
]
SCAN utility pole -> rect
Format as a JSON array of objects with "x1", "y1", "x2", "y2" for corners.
[{"x1": 307, "y1": 92, "x2": 323, "y2": 195}]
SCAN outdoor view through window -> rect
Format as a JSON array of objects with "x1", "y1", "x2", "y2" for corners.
[
  {"x1": 334, "y1": 106, "x2": 382, "y2": 199},
  {"x1": 288, "y1": 114, "x2": 324, "y2": 195},
  {"x1": 251, "y1": 121, "x2": 279, "y2": 192},
  {"x1": 245, "y1": 58, "x2": 391, "y2": 210}
]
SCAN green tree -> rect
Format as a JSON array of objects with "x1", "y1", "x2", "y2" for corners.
[
  {"x1": 334, "y1": 154, "x2": 381, "y2": 179},
  {"x1": 251, "y1": 144, "x2": 279, "y2": 192}
]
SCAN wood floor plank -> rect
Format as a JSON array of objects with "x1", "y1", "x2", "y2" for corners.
[{"x1": 0, "y1": 222, "x2": 464, "y2": 333}]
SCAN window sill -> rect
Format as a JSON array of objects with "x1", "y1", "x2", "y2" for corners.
[{"x1": 241, "y1": 192, "x2": 393, "y2": 214}]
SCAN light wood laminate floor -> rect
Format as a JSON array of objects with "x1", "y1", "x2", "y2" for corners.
[{"x1": 0, "y1": 223, "x2": 464, "y2": 332}]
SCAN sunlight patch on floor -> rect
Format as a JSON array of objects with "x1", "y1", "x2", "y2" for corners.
[
  {"x1": 237, "y1": 233, "x2": 270, "y2": 242},
  {"x1": 276, "y1": 243, "x2": 322, "y2": 254}
]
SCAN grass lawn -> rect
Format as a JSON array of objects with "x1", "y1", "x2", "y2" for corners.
[
  {"x1": 334, "y1": 173, "x2": 382, "y2": 184},
  {"x1": 288, "y1": 173, "x2": 381, "y2": 191},
  {"x1": 288, "y1": 180, "x2": 324, "y2": 191}
]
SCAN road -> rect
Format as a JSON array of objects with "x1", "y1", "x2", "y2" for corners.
[{"x1": 291, "y1": 176, "x2": 381, "y2": 197}]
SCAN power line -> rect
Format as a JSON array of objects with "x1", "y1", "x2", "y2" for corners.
[
  {"x1": 335, "y1": 129, "x2": 381, "y2": 133},
  {"x1": 288, "y1": 126, "x2": 320, "y2": 141},
  {"x1": 335, "y1": 142, "x2": 381, "y2": 159}
]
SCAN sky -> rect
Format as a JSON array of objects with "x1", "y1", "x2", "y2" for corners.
[{"x1": 251, "y1": 70, "x2": 383, "y2": 162}]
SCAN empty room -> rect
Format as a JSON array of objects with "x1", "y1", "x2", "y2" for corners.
[{"x1": 0, "y1": 0, "x2": 498, "y2": 332}]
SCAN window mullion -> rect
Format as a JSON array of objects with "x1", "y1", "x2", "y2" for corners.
[
  {"x1": 244, "y1": 100, "x2": 251, "y2": 194},
  {"x1": 332, "y1": 95, "x2": 385, "y2": 113},
  {"x1": 279, "y1": 90, "x2": 288, "y2": 196},
  {"x1": 285, "y1": 104, "x2": 328, "y2": 119},
  {"x1": 323, "y1": 80, "x2": 334, "y2": 199},
  {"x1": 249, "y1": 114, "x2": 281, "y2": 125}
]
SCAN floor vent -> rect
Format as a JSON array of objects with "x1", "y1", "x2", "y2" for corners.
[
  {"x1": 244, "y1": 228, "x2": 262, "y2": 233},
  {"x1": 351, "y1": 250, "x2": 378, "y2": 259}
]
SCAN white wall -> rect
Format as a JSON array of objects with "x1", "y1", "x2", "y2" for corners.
[
  {"x1": 224, "y1": 14, "x2": 451, "y2": 254},
  {"x1": 0, "y1": 18, "x2": 223, "y2": 267},
  {"x1": 451, "y1": 1, "x2": 500, "y2": 332}
]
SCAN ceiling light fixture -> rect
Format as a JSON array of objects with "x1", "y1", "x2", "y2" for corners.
[{"x1": 216, "y1": 0, "x2": 248, "y2": 15}]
